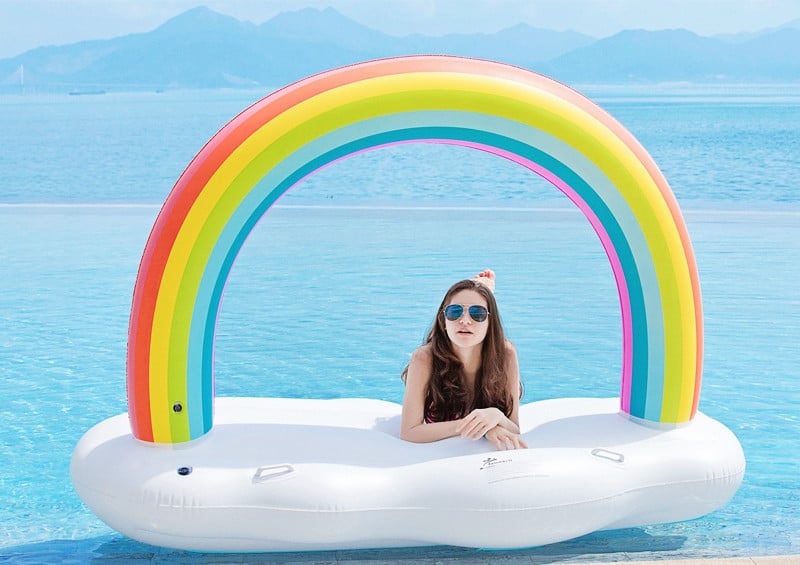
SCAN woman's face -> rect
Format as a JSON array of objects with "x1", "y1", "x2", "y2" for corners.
[{"x1": 443, "y1": 288, "x2": 490, "y2": 350}]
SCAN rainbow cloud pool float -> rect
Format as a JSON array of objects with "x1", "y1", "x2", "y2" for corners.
[{"x1": 71, "y1": 56, "x2": 745, "y2": 552}]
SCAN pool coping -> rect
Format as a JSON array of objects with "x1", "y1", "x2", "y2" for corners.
[{"x1": 610, "y1": 557, "x2": 800, "y2": 565}]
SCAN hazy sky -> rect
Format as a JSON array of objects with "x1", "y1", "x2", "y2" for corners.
[{"x1": 2, "y1": 0, "x2": 799, "y2": 58}]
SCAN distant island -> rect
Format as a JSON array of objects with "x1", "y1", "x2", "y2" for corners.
[{"x1": 2, "y1": 6, "x2": 799, "y2": 93}]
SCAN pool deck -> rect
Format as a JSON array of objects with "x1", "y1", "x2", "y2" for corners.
[
  {"x1": 300, "y1": 552, "x2": 800, "y2": 565},
  {"x1": 261, "y1": 554, "x2": 800, "y2": 564},
  {"x1": 624, "y1": 555, "x2": 800, "y2": 565},
  {"x1": 3, "y1": 532, "x2": 798, "y2": 564},
  {"x1": 605, "y1": 558, "x2": 799, "y2": 565},
  {"x1": 2, "y1": 537, "x2": 798, "y2": 564}
]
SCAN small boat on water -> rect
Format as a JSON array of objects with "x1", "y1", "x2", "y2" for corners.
[{"x1": 68, "y1": 89, "x2": 106, "y2": 96}]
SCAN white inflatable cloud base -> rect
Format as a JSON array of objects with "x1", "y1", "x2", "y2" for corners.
[{"x1": 71, "y1": 397, "x2": 745, "y2": 552}]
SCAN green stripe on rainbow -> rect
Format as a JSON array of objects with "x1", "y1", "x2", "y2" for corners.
[{"x1": 126, "y1": 56, "x2": 703, "y2": 443}]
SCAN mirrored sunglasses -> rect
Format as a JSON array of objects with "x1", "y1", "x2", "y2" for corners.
[{"x1": 443, "y1": 304, "x2": 489, "y2": 323}]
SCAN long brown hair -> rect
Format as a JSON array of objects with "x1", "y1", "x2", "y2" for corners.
[{"x1": 402, "y1": 279, "x2": 512, "y2": 422}]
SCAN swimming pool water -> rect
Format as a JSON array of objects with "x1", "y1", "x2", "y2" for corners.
[
  {"x1": 1, "y1": 203, "x2": 797, "y2": 562},
  {"x1": 0, "y1": 87, "x2": 798, "y2": 562}
]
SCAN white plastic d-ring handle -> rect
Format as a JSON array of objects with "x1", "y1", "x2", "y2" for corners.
[
  {"x1": 591, "y1": 448, "x2": 625, "y2": 463},
  {"x1": 252, "y1": 464, "x2": 295, "y2": 483}
]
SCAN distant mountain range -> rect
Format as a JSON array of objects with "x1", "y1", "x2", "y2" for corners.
[{"x1": 2, "y1": 6, "x2": 799, "y2": 92}]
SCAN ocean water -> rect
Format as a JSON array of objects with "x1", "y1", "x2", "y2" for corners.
[{"x1": 0, "y1": 85, "x2": 798, "y2": 563}]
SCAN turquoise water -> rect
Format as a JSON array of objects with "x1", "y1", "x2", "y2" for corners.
[{"x1": 0, "y1": 87, "x2": 798, "y2": 562}]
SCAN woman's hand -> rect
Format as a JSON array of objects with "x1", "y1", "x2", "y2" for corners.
[
  {"x1": 485, "y1": 426, "x2": 528, "y2": 450},
  {"x1": 473, "y1": 269, "x2": 496, "y2": 293},
  {"x1": 456, "y1": 407, "x2": 504, "y2": 440}
]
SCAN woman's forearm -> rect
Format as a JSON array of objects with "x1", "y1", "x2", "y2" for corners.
[{"x1": 400, "y1": 420, "x2": 462, "y2": 443}]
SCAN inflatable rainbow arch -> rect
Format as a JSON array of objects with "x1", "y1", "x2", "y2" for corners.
[
  {"x1": 127, "y1": 55, "x2": 703, "y2": 444},
  {"x1": 74, "y1": 56, "x2": 742, "y2": 553}
]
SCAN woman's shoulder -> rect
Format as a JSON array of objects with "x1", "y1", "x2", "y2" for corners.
[
  {"x1": 411, "y1": 343, "x2": 434, "y2": 364},
  {"x1": 405, "y1": 345, "x2": 433, "y2": 388},
  {"x1": 503, "y1": 340, "x2": 520, "y2": 373},
  {"x1": 502, "y1": 340, "x2": 522, "y2": 397}
]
